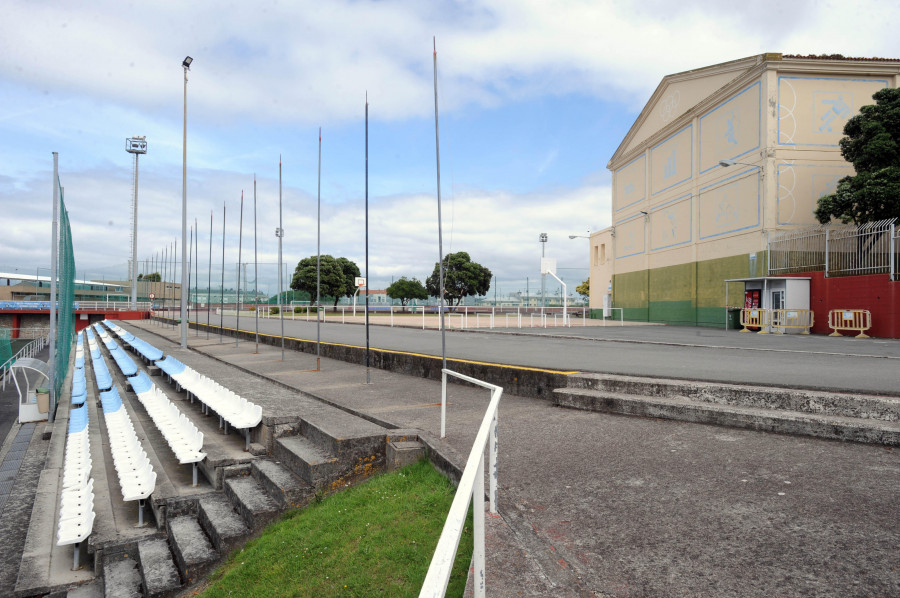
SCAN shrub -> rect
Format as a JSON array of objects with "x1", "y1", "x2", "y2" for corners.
[{"x1": 270, "y1": 306, "x2": 279, "y2": 315}]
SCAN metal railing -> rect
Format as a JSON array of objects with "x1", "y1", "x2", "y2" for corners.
[
  {"x1": 769, "y1": 219, "x2": 897, "y2": 278},
  {"x1": 422, "y1": 369, "x2": 502, "y2": 598},
  {"x1": 1, "y1": 332, "x2": 49, "y2": 390}
]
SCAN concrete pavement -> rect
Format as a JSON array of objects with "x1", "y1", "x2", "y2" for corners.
[{"x1": 129, "y1": 319, "x2": 900, "y2": 597}]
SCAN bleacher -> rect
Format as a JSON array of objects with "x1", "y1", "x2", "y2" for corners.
[{"x1": 57, "y1": 331, "x2": 95, "y2": 569}]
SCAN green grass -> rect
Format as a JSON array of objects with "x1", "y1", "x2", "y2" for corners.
[{"x1": 200, "y1": 459, "x2": 473, "y2": 598}]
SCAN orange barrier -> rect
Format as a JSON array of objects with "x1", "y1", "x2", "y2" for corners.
[
  {"x1": 828, "y1": 309, "x2": 872, "y2": 338},
  {"x1": 771, "y1": 309, "x2": 814, "y2": 334},
  {"x1": 740, "y1": 308, "x2": 769, "y2": 333}
]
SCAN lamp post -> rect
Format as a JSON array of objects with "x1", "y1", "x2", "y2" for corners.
[
  {"x1": 126, "y1": 137, "x2": 147, "y2": 310},
  {"x1": 180, "y1": 55, "x2": 192, "y2": 349}
]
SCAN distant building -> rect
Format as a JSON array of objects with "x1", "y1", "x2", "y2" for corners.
[{"x1": 589, "y1": 53, "x2": 900, "y2": 326}]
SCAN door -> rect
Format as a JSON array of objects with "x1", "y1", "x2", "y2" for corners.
[{"x1": 771, "y1": 290, "x2": 784, "y2": 328}]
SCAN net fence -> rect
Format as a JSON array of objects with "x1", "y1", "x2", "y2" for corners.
[{"x1": 54, "y1": 179, "x2": 76, "y2": 401}]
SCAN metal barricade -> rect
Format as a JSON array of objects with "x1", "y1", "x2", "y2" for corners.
[
  {"x1": 828, "y1": 309, "x2": 872, "y2": 338},
  {"x1": 740, "y1": 308, "x2": 770, "y2": 333},
  {"x1": 771, "y1": 309, "x2": 814, "y2": 334}
]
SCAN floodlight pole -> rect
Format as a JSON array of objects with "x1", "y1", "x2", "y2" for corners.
[
  {"x1": 277, "y1": 157, "x2": 285, "y2": 361},
  {"x1": 540, "y1": 233, "x2": 548, "y2": 308},
  {"x1": 365, "y1": 95, "x2": 371, "y2": 384},
  {"x1": 131, "y1": 152, "x2": 140, "y2": 308},
  {"x1": 316, "y1": 128, "x2": 322, "y2": 371},
  {"x1": 180, "y1": 56, "x2": 192, "y2": 349}
]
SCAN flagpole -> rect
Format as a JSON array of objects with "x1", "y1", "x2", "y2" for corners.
[
  {"x1": 433, "y1": 37, "x2": 446, "y2": 370},
  {"x1": 254, "y1": 175, "x2": 259, "y2": 352},
  {"x1": 365, "y1": 94, "x2": 371, "y2": 384},
  {"x1": 236, "y1": 191, "x2": 243, "y2": 348},
  {"x1": 316, "y1": 128, "x2": 322, "y2": 372}
]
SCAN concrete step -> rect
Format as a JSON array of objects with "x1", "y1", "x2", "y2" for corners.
[
  {"x1": 552, "y1": 387, "x2": 900, "y2": 446},
  {"x1": 102, "y1": 555, "x2": 142, "y2": 598},
  {"x1": 566, "y1": 373, "x2": 900, "y2": 422},
  {"x1": 136, "y1": 538, "x2": 181, "y2": 598},
  {"x1": 197, "y1": 493, "x2": 250, "y2": 556},
  {"x1": 251, "y1": 459, "x2": 314, "y2": 510},
  {"x1": 66, "y1": 578, "x2": 104, "y2": 597},
  {"x1": 223, "y1": 476, "x2": 280, "y2": 532},
  {"x1": 273, "y1": 436, "x2": 341, "y2": 487},
  {"x1": 299, "y1": 418, "x2": 386, "y2": 463},
  {"x1": 165, "y1": 516, "x2": 217, "y2": 586}
]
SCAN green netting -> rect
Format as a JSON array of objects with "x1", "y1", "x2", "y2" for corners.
[
  {"x1": 53, "y1": 180, "x2": 76, "y2": 402},
  {"x1": 0, "y1": 328, "x2": 12, "y2": 374}
]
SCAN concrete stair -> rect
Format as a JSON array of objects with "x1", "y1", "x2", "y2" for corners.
[
  {"x1": 165, "y1": 516, "x2": 218, "y2": 586},
  {"x1": 273, "y1": 436, "x2": 341, "y2": 487},
  {"x1": 223, "y1": 475, "x2": 281, "y2": 532},
  {"x1": 102, "y1": 554, "x2": 142, "y2": 598},
  {"x1": 198, "y1": 493, "x2": 250, "y2": 556},
  {"x1": 252, "y1": 459, "x2": 314, "y2": 510},
  {"x1": 136, "y1": 538, "x2": 180, "y2": 597},
  {"x1": 554, "y1": 373, "x2": 900, "y2": 445}
]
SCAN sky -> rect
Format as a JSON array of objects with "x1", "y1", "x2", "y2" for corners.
[{"x1": 1, "y1": 0, "x2": 898, "y2": 298}]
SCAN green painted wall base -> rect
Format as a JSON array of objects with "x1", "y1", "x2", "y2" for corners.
[{"x1": 610, "y1": 251, "x2": 766, "y2": 327}]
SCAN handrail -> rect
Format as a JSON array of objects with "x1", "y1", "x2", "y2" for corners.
[
  {"x1": 422, "y1": 369, "x2": 502, "y2": 598},
  {"x1": 2, "y1": 333, "x2": 49, "y2": 391}
]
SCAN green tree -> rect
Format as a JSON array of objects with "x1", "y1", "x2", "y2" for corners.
[
  {"x1": 815, "y1": 88, "x2": 900, "y2": 224},
  {"x1": 426, "y1": 252, "x2": 492, "y2": 309},
  {"x1": 576, "y1": 278, "x2": 590, "y2": 301},
  {"x1": 139, "y1": 272, "x2": 161, "y2": 282},
  {"x1": 290, "y1": 255, "x2": 360, "y2": 307},
  {"x1": 386, "y1": 277, "x2": 428, "y2": 309}
]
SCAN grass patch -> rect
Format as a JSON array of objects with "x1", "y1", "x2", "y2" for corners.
[{"x1": 200, "y1": 459, "x2": 473, "y2": 598}]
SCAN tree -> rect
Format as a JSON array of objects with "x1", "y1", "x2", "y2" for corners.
[
  {"x1": 386, "y1": 277, "x2": 428, "y2": 309},
  {"x1": 139, "y1": 272, "x2": 161, "y2": 282},
  {"x1": 576, "y1": 278, "x2": 590, "y2": 301},
  {"x1": 290, "y1": 255, "x2": 360, "y2": 307},
  {"x1": 815, "y1": 88, "x2": 900, "y2": 224},
  {"x1": 426, "y1": 252, "x2": 492, "y2": 309}
]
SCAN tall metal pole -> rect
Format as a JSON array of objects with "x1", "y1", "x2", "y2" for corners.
[
  {"x1": 253, "y1": 176, "x2": 259, "y2": 352},
  {"x1": 433, "y1": 38, "x2": 446, "y2": 370},
  {"x1": 163, "y1": 245, "x2": 168, "y2": 323},
  {"x1": 194, "y1": 217, "x2": 199, "y2": 336},
  {"x1": 365, "y1": 95, "x2": 371, "y2": 384},
  {"x1": 220, "y1": 202, "x2": 226, "y2": 342},
  {"x1": 236, "y1": 192, "x2": 243, "y2": 348},
  {"x1": 173, "y1": 239, "x2": 177, "y2": 329},
  {"x1": 207, "y1": 210, "x2": 212, "y2": 338},
  {"x1": 278, "y1": 157, "x2": 284, "y2": 361},
  {"x1": 180, "y1": 57, "x2": 191, "y2": 349},
  {"x1": 188, "y1": 224, "x2": 193, "y2": 332},
  {"x1": 49, "y1": 152, "x2": 59, "y2": 421},
  {"x1": 316, "y1": 128, "x2": 322, "y2": 371},
  {"x1": 131, "y1": 151, "x2": 139, "y2": 309}
]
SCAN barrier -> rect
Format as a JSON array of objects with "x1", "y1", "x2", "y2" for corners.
[
  {"x1": 771, "y1": 309, "x2": 815, "y2": 335},
  {"x1": 828, "y1": 309, "x2": 872, "y2": 338},
  {"x1": 740, "y1": 308, "x2": 770, "y2": 333}
]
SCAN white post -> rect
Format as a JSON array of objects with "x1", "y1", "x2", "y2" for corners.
[
  {"x1": 422, "y1": 307, "x2": 425, "y2": 330},
  {"x1": 473, "y1": 454, "x2": 486, "y2": 598}
]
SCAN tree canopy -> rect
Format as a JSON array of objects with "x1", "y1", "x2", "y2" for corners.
[
  {"x1": 815, "y1": 87, "x2": 900, "y2": 224},
  {"x1": 576, "y1": 278, "x2": 590, "y2": 300},
  {"x1": 425, "y1": 252, "x2": 492, "y2": 308},
  {"x1": 386, "y1": 277, "x2": 428, "y2": 307},
  {"x1": 138, "y1": 272, "x2": 161, "y2": 282},
  {"x1": 290, "y1": 255, "x2": 361, "y2": 306}
]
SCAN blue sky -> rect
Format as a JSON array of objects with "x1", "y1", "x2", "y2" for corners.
[{"x1": 1, "y1": 0, "x2": 898, "y2": 297}]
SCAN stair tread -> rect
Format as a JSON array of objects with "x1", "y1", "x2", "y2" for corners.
[
  {"x1": 276, "y1": 436, "x2": 338, "y2": 464},
  {"x1": 225, "y1": 476, "x2": 280, "y2": 514},
  {"x1": 168, "y1": 516, "x2": 217, "y2": 566},
  {"x1": 553, "y1": 387, "x2": 900, "y2": 429},
  {"x1": 103, "y1": 556, "x2": 142, "y2": 598},
  {"x1": 255, "y1": 459, "x2": 312, "y2": 493},
  {"x1": 199, "y1": 493, "x2": 249, "y2": 540},
  {"x1": 137, "y1": 538, "x2": 180, "y2": 597}
]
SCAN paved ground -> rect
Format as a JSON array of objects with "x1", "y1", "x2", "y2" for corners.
[
  {"x1": 129, "y1": 319, "x2": 900, "y2": 597},
  {"x1": 161, "y1": 313, "x2": 900, "y2": 395}
]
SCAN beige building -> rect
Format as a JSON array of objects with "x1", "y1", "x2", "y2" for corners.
[{"x1": 589, "y1": 53, "x2": 900, "y2": 325}]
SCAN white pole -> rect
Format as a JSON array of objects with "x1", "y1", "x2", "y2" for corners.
[
  {"x1": 49, "y1": 153, "x2": 59, "y2": 421},
  {"x1": 180, "y1": 58, "x2": 191, "y2": 349},
  {"x1": 473, "y1": 454, "x2": 486, "y2": 598}
]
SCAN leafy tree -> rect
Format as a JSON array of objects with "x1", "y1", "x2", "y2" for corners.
[
  {"x1": 815, "y1": 88, "x2": 900, "y2": 224},
  {"x1": 290, "y1": 255, "x2": 361, "y2": 307},
  {"x1": 426, "y1": 252, "x2": 492, "y2": 308},
  {"x1": 139, "y1": 272, "x2": 161, "y2": 282},
  {"x1": 576, "y1": 278, "x2": 590, "y2": 300},
  {"x1": 386, "y1": 277, "x2": 428, "y2": 309}
]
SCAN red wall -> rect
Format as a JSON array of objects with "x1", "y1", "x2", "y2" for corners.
[{"x1": 783, "y1": 272, "x2": 899, "y2": 338}]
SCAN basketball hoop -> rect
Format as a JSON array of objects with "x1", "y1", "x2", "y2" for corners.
[{"x1": 355, "y1": 277, "x2": 367, "y2": 288}]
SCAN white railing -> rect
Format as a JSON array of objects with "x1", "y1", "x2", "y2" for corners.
[
  {"x1": 77, "y1": 301, "x2": 153, "y2": 311},
  {"x1": 422, "y1": 369, "x2": 501, "y2": 598},
  {"x1": 2, "y1": 332, "x2": 49, "y2": 390}
]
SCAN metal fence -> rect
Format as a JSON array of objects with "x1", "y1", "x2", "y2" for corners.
[{"x1": 768, "y1": 219, "x2": 897, "y2": 279}]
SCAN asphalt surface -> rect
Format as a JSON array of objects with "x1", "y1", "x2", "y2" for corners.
[{"x1": 166, "y1": 313, "x2": 900, "y2": 396}]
